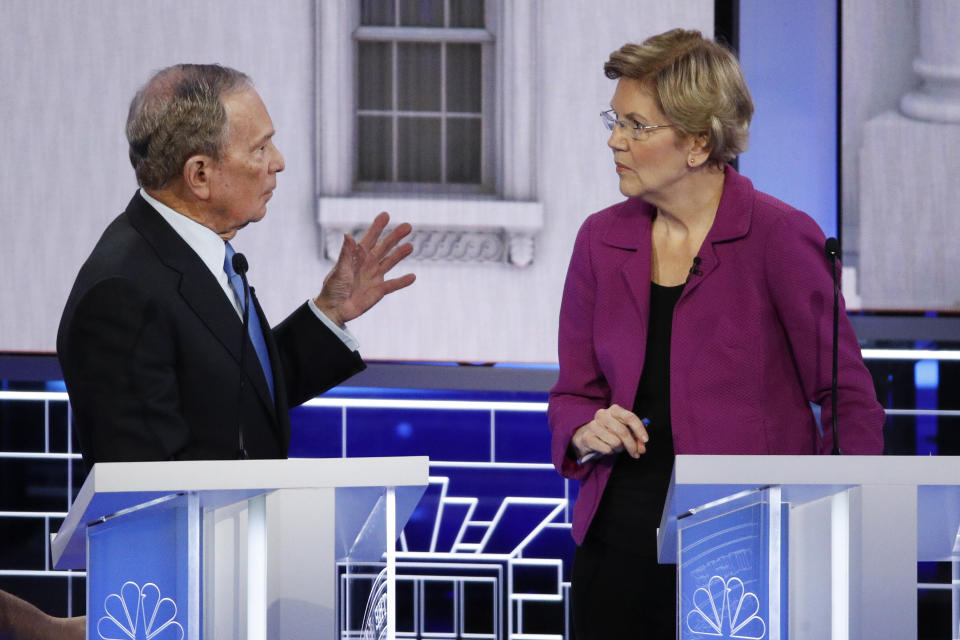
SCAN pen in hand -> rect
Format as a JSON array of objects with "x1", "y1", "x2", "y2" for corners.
[{"x1": 577, "y1": 417, "x2": 650, "y2": 465}]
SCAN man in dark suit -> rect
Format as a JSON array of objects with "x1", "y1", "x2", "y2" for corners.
[{"x1": 57, "y1": 63, "x2": 415, "y2": 469}]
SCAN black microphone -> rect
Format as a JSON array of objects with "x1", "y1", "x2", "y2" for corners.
[
  {"x1": 824, "y1": 237, "x2": 841, "y2": 455},
  {"x1": 233, "y1": 252, "x2": 251, "y2": 459},
  {"x1": 688, "y1": 256, "x2": 703, "y2": 277}
]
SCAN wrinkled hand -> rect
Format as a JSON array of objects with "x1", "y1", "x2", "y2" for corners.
[
  {"x1": 315, "y1": 212, "x2": 416, "y2": 326},
  {"x1": 570, "y1": 404, "x2": 649, "y2": 461}
]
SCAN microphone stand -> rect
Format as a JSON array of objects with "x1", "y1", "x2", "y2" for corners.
[
  {"x1": 233, "y1": 253, "x2": 251, "y2": 459},
  {"x1": 825, "y1": 238, "x2": 841, "y2": 455}
]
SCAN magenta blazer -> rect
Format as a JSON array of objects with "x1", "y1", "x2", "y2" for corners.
[{"x1": 548, "y1": 166, "x2": 885, "y2": 545}]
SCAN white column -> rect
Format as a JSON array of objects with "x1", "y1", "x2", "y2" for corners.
[
  {"x1": 187, "y1": 492, "x2": 202, "y2": 640},
  {"x1": 788, "y1": 494, "x2": 834, "y2": 639},
  {"x1": 767, "y1": 486, "x2": 782, "y2": 640},
  {"x1": 831, "y1": 491, "x2": 850, "y2": 640},
  {"x1": 900, "y1": 0, "x2": 960, "y2": 123},
  {"x1": 953, "y1": 560, "x2": 960, "y2": 640},
  {"x1": 858, "y1": 0, "x2": 960, "y2": 309},
  {"x1": 247, "y1": 495, "x2": 267, "y2": 640},
  {"x1": 847, "y1": 485, "x2": 917, "y2": 640}
]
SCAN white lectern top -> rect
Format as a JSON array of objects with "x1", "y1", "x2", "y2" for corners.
[
  {"x1": 52, "y1": 456, "x2": 429, "y2": 570},
  {"x1": 658, "y1": 454, "x2": 960, "y2": 563}
]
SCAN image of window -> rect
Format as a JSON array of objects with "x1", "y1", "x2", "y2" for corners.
[{"x1": 356, "y1": 0, "x2": 489, "y2": 190}]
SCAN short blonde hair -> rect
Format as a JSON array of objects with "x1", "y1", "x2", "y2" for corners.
[{"x1": 604, "y1": 29, "x2": 753, "y2": 165}]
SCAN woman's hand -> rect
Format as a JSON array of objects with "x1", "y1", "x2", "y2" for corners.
[{"x1": 570, "y1": 404, "x2": 649, "y2": 462}]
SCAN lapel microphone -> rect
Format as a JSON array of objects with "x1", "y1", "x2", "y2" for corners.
[
  {"x1": 233, "y1": 252, "x2": 251, "y2": 460},
  {"x1": 688, "y1": 256, "x2": 703, "y2": 277},
  {"x1": 824, "y1": 237, "x2": 842, "y2": 455}
]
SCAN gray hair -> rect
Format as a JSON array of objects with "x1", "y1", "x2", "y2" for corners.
[{"x1": 126, "y1": 64, "x2": 252, "y2": 189}]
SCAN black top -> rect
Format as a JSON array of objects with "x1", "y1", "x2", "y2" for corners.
[{"x1": 588, "y1": 281, "x2": 683, "y2": 554}]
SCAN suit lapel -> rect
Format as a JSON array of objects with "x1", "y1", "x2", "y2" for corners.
[
  {"x1": 180, "y1": 270, "x2": 276, "y2": 416},
  {"x1": 251, "y1": 287, "x2": 289, "y2": 447},
  {"x1": 125, "y1": 193, "x2": 280, "y2": 427}
]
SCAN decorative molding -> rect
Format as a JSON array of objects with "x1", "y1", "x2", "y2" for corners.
[
  {"x1": 408, "y1": 228, "x2": 505, "y2": 262},
  {"x1": 506, "y1": 232, "x2": 535, "y2": 268},
  {"x1": 323, "y1": 228, "x2": 346, "y2": 264},
  {"x1": 319, "y1": 196, "x2": 543, "y2": 267},
  {"x1": 324, "y1": 226, "x2": 539, "y2": 266}
]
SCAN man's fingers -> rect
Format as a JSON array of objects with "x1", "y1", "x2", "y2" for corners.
[
  {"x1": 382, "y1": 221, "x2": 413, "y2": 246},
  {"x1": 378, "y1": 241, "x2": 415, "y2": 273},
  {"x1": 336, "y1": 233, "x2": 361, "y2": 270},
  {"x1": 381, "y1": 273, "x2": 416, "y2": 295},
  {"x1": 371, "y1": 221, "x2": 413, "y2": 261},
  {"x1": 359, "y1": 212, "x2": 390, "y2": 253}
]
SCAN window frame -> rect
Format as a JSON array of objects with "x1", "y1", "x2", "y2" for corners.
[
  {"x1": 316, "y1": 0, "x2": 542, "y2": 267},
  {"x1": 353, "y1": 24, "x2": 495, "y2": 193}
]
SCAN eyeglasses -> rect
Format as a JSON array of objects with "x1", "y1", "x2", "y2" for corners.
[{"x1": 601, "y1": 109, "x2": 673, "y2": 140}]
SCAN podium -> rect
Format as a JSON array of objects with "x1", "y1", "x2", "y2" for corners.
[
  {"x1": 659, "y1": 455, "x2": 960, "y2": 640},
  {"x1": 51, "y1": 457, "x2": 429, "y2": 640}
]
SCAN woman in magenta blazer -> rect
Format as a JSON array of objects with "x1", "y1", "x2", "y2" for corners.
[{"x1": 548, "y1": 29, "x2": 885, "y2": 638}]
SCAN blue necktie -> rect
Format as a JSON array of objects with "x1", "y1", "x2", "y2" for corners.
[{"x1": 224, "y1": 242, "x2": 275, "y2": 402}]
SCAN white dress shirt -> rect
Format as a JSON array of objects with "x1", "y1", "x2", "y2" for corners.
[{"x1": 140, "y1": 188, "x2": 359, "y2": 351}]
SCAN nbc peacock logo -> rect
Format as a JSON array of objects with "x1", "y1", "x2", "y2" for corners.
[
  {"x1": 686, "y1": 575, "x2": 767, "y2": 639},
  {"x1": 96, "y1": 581, "x2": 184, "y2": 640}
]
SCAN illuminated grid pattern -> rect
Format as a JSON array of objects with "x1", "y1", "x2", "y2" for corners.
[
  {"x1": 0, "y1": 390, "x2": 84, "y2": 616},
  {"x1": 2, "y1": 349, "x2": 960, "y2": 634}
]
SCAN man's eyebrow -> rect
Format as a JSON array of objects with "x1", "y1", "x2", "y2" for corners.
[{"x1": 252, "y1": 130, "x2": 275, "y2": 147}]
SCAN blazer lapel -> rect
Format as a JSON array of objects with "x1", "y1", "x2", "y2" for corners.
[
  {"x1": 603, "y1": 198, "x2": 654, "y2": 331},
  {"x1": 599, "y1": 199, "x2": 654, "y2": 404},
  {"x1": 125, "y1": 193, "x2": 280, "y2": 426},
  {"x1": 682, "y1": 165, "x2": 754, "y2": 298}
]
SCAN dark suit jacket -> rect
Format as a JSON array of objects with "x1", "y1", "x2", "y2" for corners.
[{"x1": 57, "y1": 192, "x2": 365, "y2": 469}]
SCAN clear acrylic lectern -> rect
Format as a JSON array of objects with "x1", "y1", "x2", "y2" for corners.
[
  {"x1": 659, "y1": 455, "x2": 960, "y2": 640},
  {"x1": 51, "y1": 457, "x2": 429, "y2": 640}
]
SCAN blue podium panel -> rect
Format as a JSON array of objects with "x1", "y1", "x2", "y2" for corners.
[
  {"x1": 678, "y1": 489, "x2": 788, "y2": 640},
  {"x1": 86, "y1": 494, "x2": 198, "y2": 640}
]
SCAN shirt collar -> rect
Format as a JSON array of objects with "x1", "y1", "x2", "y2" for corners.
[{"x1": 139, "y1": 188, "x2": 228, "y2": 278}]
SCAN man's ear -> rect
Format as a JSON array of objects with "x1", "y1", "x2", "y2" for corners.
[{"x1": 182, "y1": 154, "x2": 214, "y2": 200}]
